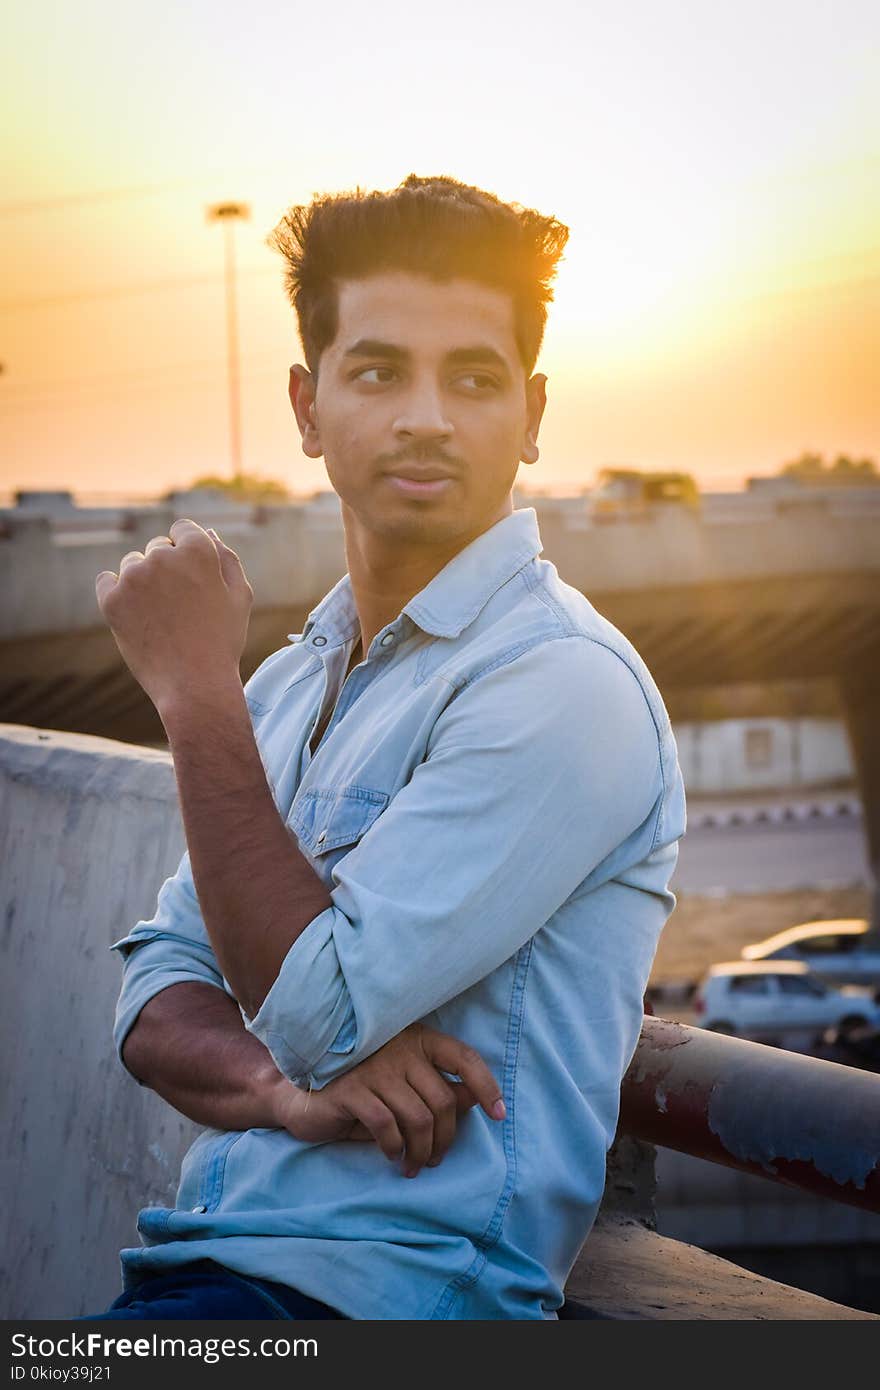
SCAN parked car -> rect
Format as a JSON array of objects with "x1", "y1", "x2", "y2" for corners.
[
  {"x1": 740, "y1": 918, "x2": 880, "y2": 991},
  {"x1": 692, "y1": 960, "x2": 880, "y2": 1048}
]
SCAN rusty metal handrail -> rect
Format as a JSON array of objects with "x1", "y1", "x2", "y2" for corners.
[{"x1": 619, "y1": 1016, "x2": 880, "y2": 1213}]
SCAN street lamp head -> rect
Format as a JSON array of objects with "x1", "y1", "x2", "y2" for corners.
[{"x1": 206, "y1": 202, "x2": 251, "y2": 223}]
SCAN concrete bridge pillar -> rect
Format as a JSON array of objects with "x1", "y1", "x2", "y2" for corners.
[{"x1": 839, "y1": 670, "x2": 880, "y2": 937}]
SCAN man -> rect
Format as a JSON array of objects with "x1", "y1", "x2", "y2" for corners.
[{"x1": 90, "y1": 174, "x2": 686, "y2": 1320}]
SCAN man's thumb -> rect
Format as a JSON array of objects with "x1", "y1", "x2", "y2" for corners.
[{"x1": 453, "y1": 1083, "x2": 478, "y2": 1113}]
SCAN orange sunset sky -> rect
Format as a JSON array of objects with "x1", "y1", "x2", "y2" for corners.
[{"x1": 2, "y1": 0, "x2": 878, "y2": 501}]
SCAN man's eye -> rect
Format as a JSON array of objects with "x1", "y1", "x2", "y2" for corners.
[
  {"x1": 457, "y1": 373, "x2": 497, "y2": 392},
  {"x1": 357, "y1": 366, "x2": 397, "y2": 384}
]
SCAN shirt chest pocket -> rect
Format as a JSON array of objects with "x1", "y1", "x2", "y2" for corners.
[{"x1": 289, "y1": 785, "x2": 389, "y2": 860}]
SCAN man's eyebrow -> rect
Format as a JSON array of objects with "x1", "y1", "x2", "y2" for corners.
[
  {"x1": 444, "y1": 346, "x2": 510, "y2": 373},
  {"x1": 341, "y1": 339, "x2": 512, "y2": 373},
  {"x1": 343, "y1": 338, "x2": 409, "y2": 361}
]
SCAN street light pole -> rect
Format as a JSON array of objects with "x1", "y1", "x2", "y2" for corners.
[{"x1": 206, "y1": 201, "x2": 250, "y2": 483}]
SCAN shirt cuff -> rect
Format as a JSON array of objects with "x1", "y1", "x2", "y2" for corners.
[
  {"x1": 110, "y1": 934, "x2": 225, "y2": 1083},
  {"x1": 243, "y1": 905, "x2": 356, "y2": 1086}
]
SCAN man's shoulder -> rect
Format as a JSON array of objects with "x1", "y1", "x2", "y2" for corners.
[{"x1": 427, "y1": 554, "x2": 667, "y2": 715}]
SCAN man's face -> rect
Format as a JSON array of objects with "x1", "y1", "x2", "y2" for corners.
[{"x1": 289, "y1": 271, "x2": 546, "y2": 546}]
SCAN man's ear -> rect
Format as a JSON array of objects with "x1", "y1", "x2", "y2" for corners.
[
  {"x1": 520, "y1": 373, "x2": 547, "y2": 466},
  {"x1": 289, "y1": 364, "x2": 323, "y2": 459}
]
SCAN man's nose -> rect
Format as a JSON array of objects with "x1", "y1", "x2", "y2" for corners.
[{"x1": 392, "y1": 378, "x2": 453, "y2": 440}]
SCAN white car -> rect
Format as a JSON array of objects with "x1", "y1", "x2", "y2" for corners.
[
  {"x1": 740, "y1": 918, "x2": 880, "y2": 990},
  {"x1": 692, "y1": 960, "x2": 880, "y2": 1049}
]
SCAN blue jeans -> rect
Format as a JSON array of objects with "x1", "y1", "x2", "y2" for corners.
[{"x1": 81, "y1": 1261, "x2": 347, "y2": 1320}]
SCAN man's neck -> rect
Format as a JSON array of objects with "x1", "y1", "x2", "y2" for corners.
[{"x1": 340, "y1": 498, "x2": 512, "y2": 656}]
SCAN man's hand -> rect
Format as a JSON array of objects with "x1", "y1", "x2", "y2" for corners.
[
  {"x1": 267, "y1": 1024, "x2": 506, "y2": 1178},
  {"x1": 95, "y1": 520, "x2": 253, "y2": 715},
  {"x1": 125, "y1": 986, "x2": 504, "y2": 1180}
]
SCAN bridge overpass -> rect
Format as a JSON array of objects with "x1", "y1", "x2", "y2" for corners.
[{"x1": 2, "y1": 489, "x2": 878, "y2": 919}]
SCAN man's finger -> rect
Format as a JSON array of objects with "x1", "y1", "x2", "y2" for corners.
[
  {"x1": 95, "y1": 570, "x2": 118, "y2": 608},
  {"x1": 406, "y1": 1068, "x2": 459, "y2": 1168},
  {"x1": 451, "y1": 1081, "x2": 478, "y2": 1114},
  {"x1": 168, "y1": 517, "x2": 209, "y2": 544},
  {"x1": 144, "y1": 535, "x2": 174, "y2": 555},
  {"x1": 384, "y1": 1087, "x2": 434, "y2": 1177},
  {"x1": 118, "y1": 550, "x2": 146, "y2": 572},
  {"x1": 345, "y1": 1089, "x2": 405, "y2": 1162},
  {"x1": 421, "y1": 1030, "x2": 506, "y2": 1121},
  {"x1": 207, "y1": 528, "x2": 250, "y2": 594}
]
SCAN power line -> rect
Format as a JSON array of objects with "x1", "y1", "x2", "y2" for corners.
[
  {"x1": 0, "y1": 360, "x2": 288, "y2": 414},
  {"x1": 0, "y1": 159, "x2": 301, "y2": 218},
  {"x1": 0, "y1": 179, "x2": 205, "y2": 217},
  {"x1": 0, "y1": 263, "x2": 277, "y2": 313},
  {"x1": 0, "y1": 348, "x2": 284, "y2": 399}
]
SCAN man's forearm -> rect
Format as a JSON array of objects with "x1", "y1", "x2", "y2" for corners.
[
  {"x1": 122, "y1": 982, "x2": 292, "y2": 1131},
  {"x1": 157, "y1": 678, "x2": 333, "y2": 1018},
  {"x1": 124, "y1": 981, "x2": 506, "y2": 1171}
]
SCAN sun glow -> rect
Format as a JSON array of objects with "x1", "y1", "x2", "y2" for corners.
[{"x1": 2, "y1": 0, "x2": 878, "y2": 497}]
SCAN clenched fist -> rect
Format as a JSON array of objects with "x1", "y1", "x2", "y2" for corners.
[{"x1": 95, "y1": 518, "x2": 253, "y2": 716}]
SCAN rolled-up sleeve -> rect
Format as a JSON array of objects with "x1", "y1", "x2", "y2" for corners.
[
  {"x1": 245, "y1": 636, "x2": 666, "y2": 1088},
  {"x1": 111, "y1": 850, "x2": 226, "y2": 1079}
]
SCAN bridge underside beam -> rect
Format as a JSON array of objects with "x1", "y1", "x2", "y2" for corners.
[
  {"x1": 594, "y1": 572, "x2": 880, "y2": 689},
  {"x1": 0, "y1": 604, "x2": 313, "y2": 742}
]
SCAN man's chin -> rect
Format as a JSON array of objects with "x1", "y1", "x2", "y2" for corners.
[
  {"x1": 336, "y1": 490, "x2": 465, "y2": 544},
  {"x1": 371, "y1": 508, "x2": 466, "y2": 544}
]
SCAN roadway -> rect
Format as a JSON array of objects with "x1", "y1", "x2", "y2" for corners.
[{"x1": 673, "y1": 794, "x2": 868, "y2": 895}]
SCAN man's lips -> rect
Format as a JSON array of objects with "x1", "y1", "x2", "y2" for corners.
[{"x1": 384, "y1": 467, "x2": 458, "y2": 497}]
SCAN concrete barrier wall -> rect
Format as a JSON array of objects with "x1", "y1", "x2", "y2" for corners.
[
  {"x1": 0, "y1": 725, "x2": 196, "y2": 1319},
  {"x1": 0, "y1": 723, "x2": 652, "y2": 1319}
]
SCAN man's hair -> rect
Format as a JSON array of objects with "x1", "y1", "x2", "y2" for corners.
[{"x1": 267, "y1": 173, "x2": 569, "y2": 377}]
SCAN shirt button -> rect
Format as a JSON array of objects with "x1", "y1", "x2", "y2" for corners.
[
  {"x1": 380, "y1": 632, "x2": 395, "y2": 647},
  {"x1": 192, "y1": 1204, "x2": 207, "y2": 1214},
  {"x1": 312, "y1": 635, "x2": 327, "y2": 647},
  {"x1": 316, "y1": 830, "x2": 327, "y2": 844}
]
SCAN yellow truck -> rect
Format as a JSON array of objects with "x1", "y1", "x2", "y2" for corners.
[{"x1": 591, "y1": 468, "x2": 700, "y2": 521}]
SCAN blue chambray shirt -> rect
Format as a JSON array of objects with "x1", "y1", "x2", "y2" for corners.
[{"x1": 111, "y1": 507, "x2": 686, "y2": 1320}]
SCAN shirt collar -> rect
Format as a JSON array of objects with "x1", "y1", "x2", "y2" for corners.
[{"x1": 291, "y1": 508, "x2": 543, "y2": 648}]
